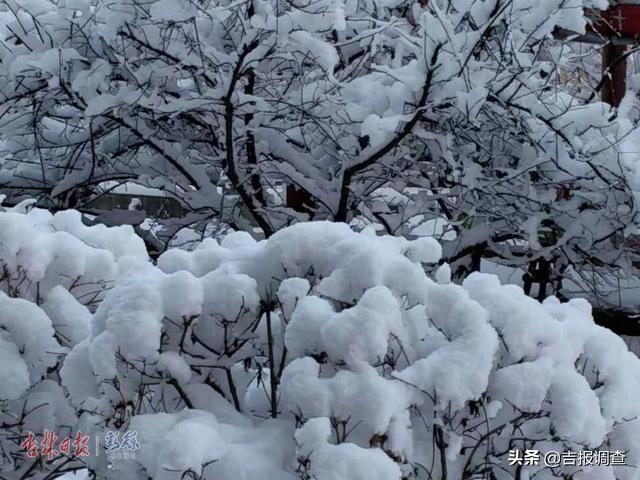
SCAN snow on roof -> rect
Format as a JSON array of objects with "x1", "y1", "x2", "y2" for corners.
[{"x1": 98, "y1": 181, "x2": 170, "y2": 197}]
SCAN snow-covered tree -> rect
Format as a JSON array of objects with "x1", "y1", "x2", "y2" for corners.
[
  {"x1": 1, "y1": 0, "x2": 640, "y2": 320},
  {"x1": 2, "y1": 200, "x2": 640, "y2": 480}
]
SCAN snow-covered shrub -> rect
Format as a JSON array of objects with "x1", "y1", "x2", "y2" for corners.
[
  {"x1": 0, "y1": 200, "x2": 147, "y2": 475},
  {"x1": 2, "y1": 203, "x2": 640, "y2": 480},
  {"x1": 2, "y1": 0, "x2": 640, "y2": 318}
]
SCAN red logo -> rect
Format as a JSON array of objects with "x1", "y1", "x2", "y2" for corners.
[{"x1": 19, "y1": 430, "x2": 91, "y2": 459}]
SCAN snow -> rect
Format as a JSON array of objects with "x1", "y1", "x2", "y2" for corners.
[
  {"x1": 0, "y1": 336, "x2": 30, "y2": 401},
  {"x1": 548, "y1": 369, "x2": 607, "y2": 447},
  {"x1": 489, "y1": 357, "x2": 555, "y2": 412},
  {"x1": 320, "y1": 286, "x2": 403, "y2": 364},
  {"x1": 93, "y1": 274, "x2": 164, "y2": 361},
  {"x1": 277, "y1": 277, "x2": 311, "y2": 319},
  {"x1": 60, "y1": 339, "x2": 100, "y2": 407},
  {"x1": 435, "y1": 263, "x2": 451, "y2": 284},
  {"x1": 285, "y1": 295, "x2": 335, "y2": 358},
  {"x1": 129, "y1": 410, "x2": 296, "y2": 480},
  {"x1": 43, "y1": 286, "x2": 91, "y2": 346},
  {"x1": 0, "y1": 292, "x2": 61, "y2": 383},
  {"x1": 56, "y1": 471, "x2": 88, "y2": 480},
  {"x1": 158, "y1": 351, "x2": 192, "y2": 384},
  {"x1": 71, "y1": 59, "x2": 112, "y2": 100},
  {"x1": 295, "y1": 417, "x2": 402, "y2": 480},
  {"x1": 88, "y1": 331, "x2": 118, "y2": 378},
  {"x1": 1, "y1": 204, "x2": 640, "y2": 479},
  {"x1": 396, "y1": 279, "x2": 500, "y2": 411},
  {"x1": 97, "y1": 181, "x2": 171, "y2": 197},
  {"x1": 150, "y1": 0, "x2": 199, "y2": 22},
  {"x1": 161, "y1": 271, "x2": 204, "y2": 319}
]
